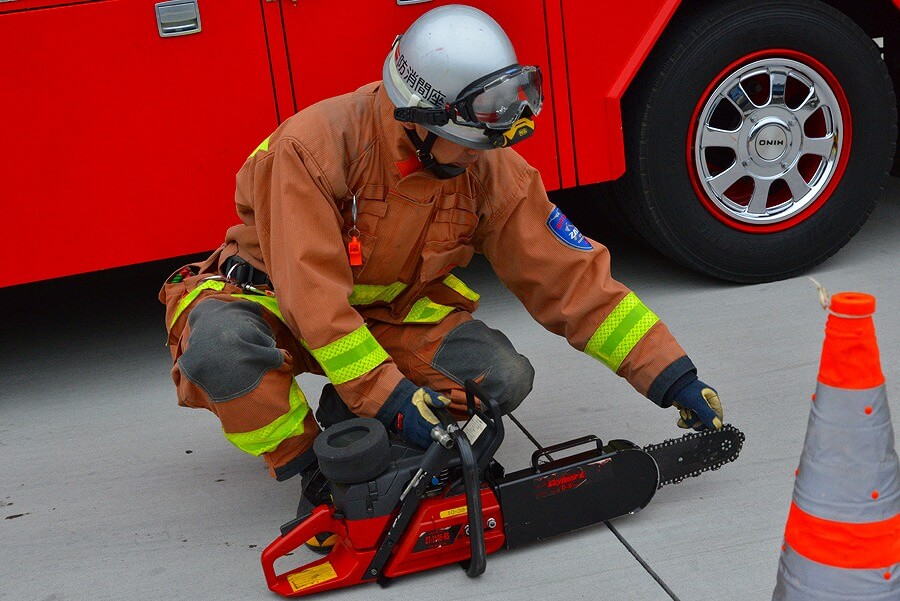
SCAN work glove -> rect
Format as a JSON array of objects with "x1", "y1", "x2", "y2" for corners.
[
  {"x1": 670, "y1": 377, "x2": 723, "y2": 431},
  {"x1": 376, "y1": 379, "x2": 452, "y2": 449}
]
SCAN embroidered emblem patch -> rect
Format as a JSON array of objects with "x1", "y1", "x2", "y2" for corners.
[{"x1": 546, "y1": 207, "x2": 593, "y2": 251}]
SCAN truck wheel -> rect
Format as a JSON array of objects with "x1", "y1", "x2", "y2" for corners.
[
  {"x1": 616, "y1": 0, "x2": 896, "y2": 283},
  {"x1": 313, "y1": 418, "x2": 392, "y2": 484}
]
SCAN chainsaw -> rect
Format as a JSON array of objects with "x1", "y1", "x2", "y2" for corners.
[{"x1": 261, "y1": 380, "x2": 744, "y2": 596}]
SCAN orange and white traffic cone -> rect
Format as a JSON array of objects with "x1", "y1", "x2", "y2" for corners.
[{"x1": 772, "y1": 292, "x2": 899, "y2": 600}]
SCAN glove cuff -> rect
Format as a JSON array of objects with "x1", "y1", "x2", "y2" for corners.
[
  {"x1": 663, "y1": 371, "x2": 699, "y2": 408},
  {"x1": 375, "y1": 378, "x2": 419, "y2": 428},
  {"x1": 647, "y1": 356, "x2": 697, "y2": 407}
]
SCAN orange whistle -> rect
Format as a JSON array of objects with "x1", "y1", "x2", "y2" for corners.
[{"x1": 348, "y1": 236, "x2": 363, "y2": 266}]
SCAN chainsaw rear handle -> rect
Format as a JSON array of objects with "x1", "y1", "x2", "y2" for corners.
[
  {"x1": 530, "y1": 435, "x2": 603, "y2": 471},
  {"x1": 261, "y1": 504, "x2": 348, "y2": 595}
]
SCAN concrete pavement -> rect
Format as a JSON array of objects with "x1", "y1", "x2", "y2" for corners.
[{"x1": 2, "y1": 179, "x2": 897, "y2": 601}]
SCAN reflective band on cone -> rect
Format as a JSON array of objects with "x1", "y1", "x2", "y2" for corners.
[
  {"x1": 773, "y1": 292, "x2": 899, "y2": 600},
  {"x1": 784, "y1": 502, "x2": 900, "y2": 569}
]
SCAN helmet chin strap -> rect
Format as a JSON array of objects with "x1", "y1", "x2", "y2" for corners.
[{"x1": 403, "y1": 128, "x2": 468, "y2": 180}]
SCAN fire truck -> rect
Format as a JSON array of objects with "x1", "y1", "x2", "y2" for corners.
[{"x1": 1, "y1": 0, "x2": 897, "y2": 286}]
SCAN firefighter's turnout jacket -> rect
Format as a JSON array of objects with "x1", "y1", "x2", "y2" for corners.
[{"x1": 162, "y1": 82, "x2": 693, "y2": 477}]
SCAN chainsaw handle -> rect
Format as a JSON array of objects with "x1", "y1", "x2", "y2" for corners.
[
  {"x1": 464, "y1": 379, "x2": 499, "y2": 418},
  {"x1": 451, "y1": 426, "x2": 486, "y2": 578},
  {"x1": 463, "y1": 379, "x2": 505, "y2": 471},
  {"x1": 531, "y1": 435, "x2": 603, "y2": 471},
  {"x1": 261, "y1": 504, "x2": 343, "y2": 591}
]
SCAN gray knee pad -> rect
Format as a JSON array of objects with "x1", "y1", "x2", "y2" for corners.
[
  {"x1": 178, "y1": 299, "x2": 284, "y2": 402},
  {"x1": 432, "y1": 320, "x2": 535, "y2": 413}
]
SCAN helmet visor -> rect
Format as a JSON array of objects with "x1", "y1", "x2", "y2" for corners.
[{"x1": 453, "y1": 65, "x2": 543, "y2": 130}]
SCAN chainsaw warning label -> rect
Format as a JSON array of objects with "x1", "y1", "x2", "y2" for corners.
[
  {"x1": 463, "y1": 414, "x2": 487, "y2": 444},
  {"x1": 413, "y1": 525, "x2": 462, "y2": 552},
  {"x1": 287, "y1": 562, "x2": 338, "y2": 592}
]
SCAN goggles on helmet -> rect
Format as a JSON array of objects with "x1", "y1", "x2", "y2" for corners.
[
  {"x1": 395, "y1": 64, "x2": 543, "y2": 132},
  {"x1": 452, "y1": 64, "x2": 543, "y2": 129}
]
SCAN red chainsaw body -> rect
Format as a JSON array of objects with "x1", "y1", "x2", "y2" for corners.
[
  {"x1": 261, "y1": 487, "x2": 505, "y2": 596},
  {"x1": 260, "y1": 383, "x2": 672, "y2": 597}
]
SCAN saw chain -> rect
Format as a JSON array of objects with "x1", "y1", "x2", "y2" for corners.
[{"x1": 643, "y1": 424, "x2": 745, "y2": 488}]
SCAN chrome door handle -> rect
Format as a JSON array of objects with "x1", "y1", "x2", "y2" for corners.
[
  {"x1": 397, "y1": 0, "x2": 433, "y2": 5},
  {"x1": 155, "y1": 0, "x2": 202, "y2": 38}
]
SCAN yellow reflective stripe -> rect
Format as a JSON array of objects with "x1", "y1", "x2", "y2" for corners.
[
  {"x1": 584, "y1": 292, "x2": 659, "y2": 372},
  {"x1": 249, "y1": 136, "x2": 270, "y2": 158},
  {"x1": 403, "y1": 297, "x2": 455, "y2": 323},
  {"x1": 442, "y1": 274, "x2": 479, "y2": 302},
  {"x1": 231, "y1": 293, "x2": 285, "y2": 322},
  {"x1": 168, "y1": 280, "x2": 285, "y2": 332},
  {"x1": 223, "y1": 380, "x2": 309, "y2": 456},
  {"x1": 169, "y1": 279, "x2": 226, "y2": 330},
  {"x1": 348, "y1": 282, "x2": 407, "y2": 305},
  {"x1": 306, "y1": 325, "x2": 389, "y2": 385}
]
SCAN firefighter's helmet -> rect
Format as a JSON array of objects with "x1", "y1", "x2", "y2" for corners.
[{"x1": 383, "y1": 5, "x2": 543, "y2": 150}]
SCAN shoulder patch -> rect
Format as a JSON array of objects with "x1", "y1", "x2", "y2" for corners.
[{"x1": 546, "y1": 207, "x2": 593, "y2": 251}]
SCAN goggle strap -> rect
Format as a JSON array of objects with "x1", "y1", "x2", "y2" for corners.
[
  {"x1": 456, "y1": 63, "x2": 523, "y2": 100},
  {"x1": 394, "y1": 106, "x2": 451, "y2": 127}
]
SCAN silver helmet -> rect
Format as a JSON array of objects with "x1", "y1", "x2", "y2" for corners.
[{"x1": 383, "y1": 5, "x2": 543, "y2": 150}]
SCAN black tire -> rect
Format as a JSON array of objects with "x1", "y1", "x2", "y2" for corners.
[
  {"x1": 614, "y1": 0, "x2": 897, "y2": 283},
  {"x1": 313, "y1": 418, "x2": 392, "y2": 484}
]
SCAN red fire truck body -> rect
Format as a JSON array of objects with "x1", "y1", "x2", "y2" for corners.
[{"x1": 2, "y1": 0, "x2": 897, "y2": 287}]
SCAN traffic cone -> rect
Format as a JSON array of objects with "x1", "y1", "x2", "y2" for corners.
[{"x1": 772, "y1": 292, "x2": 900, "y2": 600}]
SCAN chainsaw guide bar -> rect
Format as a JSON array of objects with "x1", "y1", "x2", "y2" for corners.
[{"x1": 644, "y1": 424, "x2": 745, "y2": 488}]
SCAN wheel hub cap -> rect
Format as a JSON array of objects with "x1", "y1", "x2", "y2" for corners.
[
  {"x1": 693, "y1": 58, "x2": 844, "y2": 226},
  {"x1": 752, "y1": 122, "x2": 788, "y2": 161}
]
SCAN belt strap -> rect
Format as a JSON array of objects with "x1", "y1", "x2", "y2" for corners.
[{"x1": 222, "y1": 255, "x2": 273, "y2": 288}]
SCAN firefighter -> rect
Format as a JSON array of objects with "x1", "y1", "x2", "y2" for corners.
[{"x1": 161, "y1": 5, "x2": 723, "y2": 503}]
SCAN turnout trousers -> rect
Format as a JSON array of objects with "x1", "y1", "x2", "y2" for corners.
[{"x1": 164, "y1": 281, "x2": 534, "y2": 481}]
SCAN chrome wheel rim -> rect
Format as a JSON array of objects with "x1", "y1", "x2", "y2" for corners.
[{"x1": 693, "y1": 58, "x2": 844, "y2": 226}]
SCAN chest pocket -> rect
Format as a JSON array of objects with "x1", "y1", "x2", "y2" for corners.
[
  {"x1": 425, "y1": 193, "x2": 479, "y2": 243},
  {"x1": 419, "y1": 193, "x2": 478, "y2": 283},
  {"x1": 348, "y1": 187, "x2": 436, "y2": 283}
]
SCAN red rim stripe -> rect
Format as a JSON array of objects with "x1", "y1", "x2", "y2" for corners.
[{"x1": 685, "y1": 49, "x2": 853, "y2": 234}]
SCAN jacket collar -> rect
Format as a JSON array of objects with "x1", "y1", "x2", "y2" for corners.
[{"x1": 374, "y1": 84, "x2": 426, "y2": 180}]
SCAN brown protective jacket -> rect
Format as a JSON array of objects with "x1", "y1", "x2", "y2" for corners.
[{"x1": 221, "y1": 82, "x2": 689, "y2": 418}]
